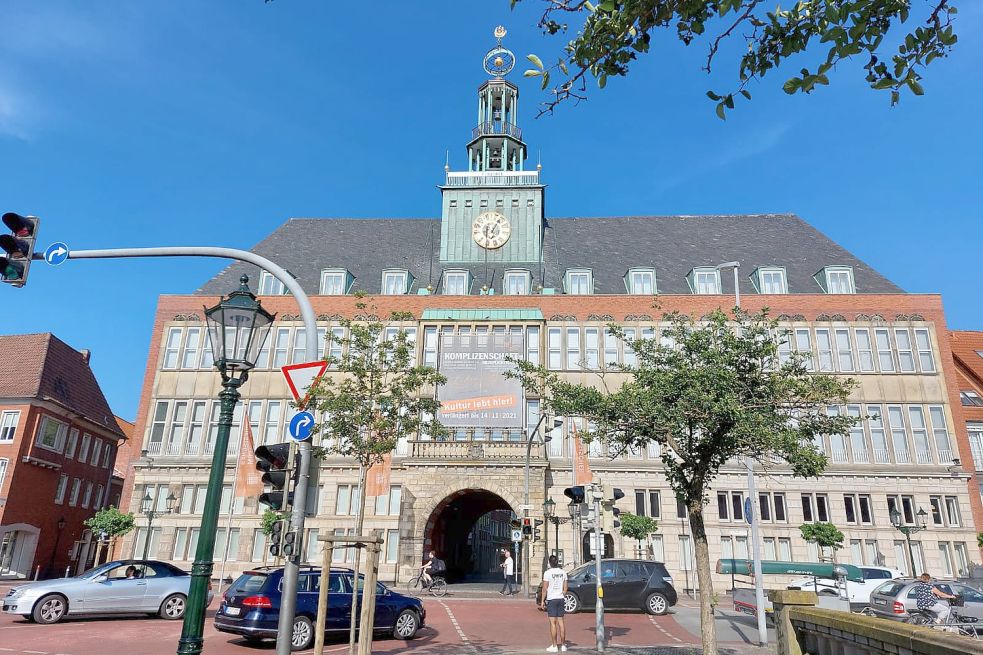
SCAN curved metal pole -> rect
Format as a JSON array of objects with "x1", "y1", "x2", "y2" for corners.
[{"x1": 63, "y1": 246, "x2": 316, "y2": 655}]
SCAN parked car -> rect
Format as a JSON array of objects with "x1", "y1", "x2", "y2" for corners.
[
  {"x1": 214, "y1": 566, "x2": 425, "y2": 651},
  {"x1": 2, "y1": 559, "x2": 211, "y2": 624},
  {"x1": 536, "y1": 559, "x2": 677, "y2": 616},
  {"x1": 787, "y1": 566, "x2": 903, "y2": 605},
  {"x1": 868, "y1": 578, "x2": 983, "y2": 621}
]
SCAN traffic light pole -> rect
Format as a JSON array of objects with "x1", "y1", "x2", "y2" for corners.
[
  {"x1": 37, "y1": 246, "x2": 317, "y2": 655},
  {"x1": 593, "y1": 492, "x2": 605, "y2": 653}
]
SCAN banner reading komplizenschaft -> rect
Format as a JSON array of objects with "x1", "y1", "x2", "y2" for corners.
[{"x1": 437, "y1": 333, "x2": 523, "y2": 428}]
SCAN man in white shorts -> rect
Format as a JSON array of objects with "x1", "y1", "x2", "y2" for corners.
[{"x1": 539, "y1": 555, "x2": 568, "y2": 653}]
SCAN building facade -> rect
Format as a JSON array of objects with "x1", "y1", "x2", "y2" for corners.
[
  {"x1": 951, "y1": 331, "x2": 983, "y2": 519},
  {"x1": 123, "y1": 32, "x2": 982, "y2": 590},
  {"x1": 0, "y1": 334, "x2": 126, "y2": 579}
]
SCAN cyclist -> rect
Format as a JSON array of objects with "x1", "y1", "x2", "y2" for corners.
[
  {"x1": 421, "y1": 550, "x2": 445, "y2": 588},
  {"x1": 913, "y1": 572, "x2": 958, "y2": 623}
]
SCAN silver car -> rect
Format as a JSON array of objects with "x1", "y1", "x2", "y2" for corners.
[
  {"x1": 2, "y1": 559, "x2": 212, "y2": 624},
  {"x1": 868, "y1": 578, "x2": 983, "y2": 621}
]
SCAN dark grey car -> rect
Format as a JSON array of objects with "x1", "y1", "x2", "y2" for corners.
[{"x1": 868, "y1": 578, "x2": 983, "y2": 621}]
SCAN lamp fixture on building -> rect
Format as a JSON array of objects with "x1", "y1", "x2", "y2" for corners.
[
  {"x1": 141, "y1": 492, "x2": 177, "y2": 560},
  {"x1": 889, "y1": 506, "x2": 929, "y2": 575},
  {"x1": 542, "y1": 497, "x2": 570, "y2": 564}
]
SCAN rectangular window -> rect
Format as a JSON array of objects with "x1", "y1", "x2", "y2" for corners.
[
  {"x1": 584, "y1": 328, "x2": 600, "y2": 370},
  {"x1": 676, "y1": 497, "x2": 686, "y2": 519},
  {"x1": 835, "y1": 329, "x2": 855, "y2": 372},
  {"x1": 0, "y1": 410, "x2": 20, "y2": 443},
  {"x1": 526, "y1": 326, "x2": 540, "y2": 365},
  {"x1": 251, "y1": 530, "x2": 269, "y2": 564},
  {"x1": 291, "y1": 328, "x2": 307, "y2": 364},
  {"x1": 565, "y1": 328, "x2": 581, "y2": 370},
  {"x1": 90, "y1": 439, "x2": 102, "y2": 466},
  {"x1": 335, "y1": 484, "x2": 354, "y2": 516},
  {"x1": 271, "y1": 327, "x2": 291, "y2": 369},
  {"x1": 945, "y1": 496, "x2": 960, "y2": 526},
  {"x1": 628, "y1": 270, "x2": 655, "y2": 294},
  {"x1": 845, "y1": 405, "x2": 867, "y2": 463},
  {"x1": 867, "y1": 405, "x2": 890, "y2": 464},
  {"x1": 65, "y1": 428, "x2": 79, "y2": 458},
  {"x1": 547, "y1": 328, "x2": 562, "y2": 370},
  {"x1": 844, "y1": 495, "x2": 856, "y2": 524},
  {"x1": 939, "y1": 543, "x2": 954, "y2": 577},
  {"x1": 955, "y1": 543, "x2": 970, "y2": 577},
  {"x1": 623, "y1": 328, "x2": 637, "y2": 368},
  {"x1": 382, "y1": 271, "x2": 408, "y2": 295},
  {"x1": 180, "y1": 484, "x2": 195, "y2": 514},
  {"x1": 874, "y1": 329, "x2": 895, "y2": 372},
  {"x1": 422, "y1": 326, "x2": 438, "y2": 367},
  {"x1": 193, "y1": 484, "x2": 207, "y2": 514},
  {"x1": 895, "y1": 329, "x2": 916, "y2": 372},
  {"x1": 913, "y1": 328, "x2": 935, "y2": 372},
  {"x1": 185, "y1": 401, "x2": 206, "y2": 455},
  {"x1": 929, "y1": 406, "x2": 953, "y2": 463},
  {"x1": 443, "y1": 271, "x2": 468, "y2": 295},
  {"x1": 854, "y1": 329, "x2": 875, "y2": 372},
  {"x1": 778, "y1": 538, "x2": 792, "y2": 561},
  {"x1": 759, "y1": 494, "x2": 772, "y2": 522},
  {"x1": 794, "y1": 328, "x2": 814, "y2": 371},
  {"x1": 679, "y1": 536, "x2": 694, "y2": 571},
  {"x1": 386, "y1": 529, "x2": 400, "y2": 564},
  {"x1": 68, "y1": 478, "x2": 81, "y2": 506},
  {"x1": 908, "y1": 406, "x2": 932, "y2": 464},
  {"x1": 825, "y1": 268, "x2": 855, "y2": 294},
  {"x1": 504, "y1": 270, "x2": 529, "y2": 296},
  {"x1": 566, "y1": 270, "x2": 592, "y2": 295},
  {"x1": 603, "y1": 328, "x2": 619, "y2": 368},
  {"x1": 181, "y1": 327, "x2": 202, "y2": 369},
  {"x1": 54, "y1": 474, "x2": 68, "y2": 504},
  {"x1": 0, "y1": 458, "x2": 9, "y2": 490},
  {"x1": 258, "y1": 270, "x2": 285, "y2": 295},
  {"x1": 163, "y1": 327, "x2": 182, "y2": 369},
  {"x1": 929, "y1": 496, "x2": 944, "y2": 525},
  {"x1": 774, "y1": 494, "x2": 787, "y2": 522},
  {"x1": 693, "y1": 269, "x2": 720, "y2": 294},
  {"x1": 320, "y1": 270, "x2": 347, "y2": 295},
  {"x1": 81, "y1": 481, "x2": 93, "y2": 508},
  {"x1": 887, "y1": 405, "x2": 910, "y2": 463},
  {"x1": 776, "y1": 329, "x2": 793, "y2": 365},
  {"x1": 36, "y1": 416, "x2": 68, "y2": 453},
  {"x1": 78, "y1": 433, "x2": 91, "y2": 461},
  {"x1": 717, "y1": 492, "x2": 729, "y2": 520},
  {"x1": 815, "y1": 329, "x2": 834, "y2": 372},
  {"x1": 858, "y1": 495, "x2": 873, "y2": 525},
  {"x1": 758, "y1": 268, "x2": 787, "y2": 294},
  {"x1": 802, "y1": 494, "x2": 828, "y2": 522}
]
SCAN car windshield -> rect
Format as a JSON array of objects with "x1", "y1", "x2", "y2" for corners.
[{"x1": 232, "y1": 573, "x2": 270, "y2": 594}]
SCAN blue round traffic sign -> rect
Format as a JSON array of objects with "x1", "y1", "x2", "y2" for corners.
[
  {"x1": 744, "y1": 497, "x2": 753, "y2": 524},
  {"x1": 288, "y1": 411, "x2": 315, "y2": 441},
  {"x1": 44, "y1": 242, "x2": 70, "y2": 266}
]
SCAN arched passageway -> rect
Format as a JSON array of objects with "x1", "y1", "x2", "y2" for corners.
[{"x1": 424, "y1": 489, "x2": 518, "y2": 582}]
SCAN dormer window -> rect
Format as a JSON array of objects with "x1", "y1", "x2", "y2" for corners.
[
  {"x1": 565, "y1": 269, "x2": 593, "y2": 295},
  {"x1": 504, "y1": 269, "x2": 531, "y2": 295},
  {"x1": 688, "y1": 267, "x2": 720, "y2": 295},
  {"x1": 626, "y1": 268, "x2": 656, "y2": 294},
  {"x1": 752, "y1": 267, "x2": 787, "y2": 294},
  {"x1": 382, "y1": 269, "x2": 412, "y2": 295},
  {"x1": 257, "y1": 270, "x2": 286, "y2": 295},
  {"x1": 817, "y1": 266, "x2": 855, "y2": 294},
  {"x1": 442, "y1": 270, "x2": 470, "y2": 295},
  {"x1": 320, "y1": 269, "x2": 351, "y2": 295}
]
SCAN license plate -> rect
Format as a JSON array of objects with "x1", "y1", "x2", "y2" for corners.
[
  {"x1": 873, "y1": 599, "x2": 886, "y2": 606},
  {"x1": 225, "y1": 607, "x2": 241, "y2": 616}
]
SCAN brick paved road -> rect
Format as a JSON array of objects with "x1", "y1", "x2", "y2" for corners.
[{"x1": 0, "y1": 597, "x2": 773, "y2": 655}]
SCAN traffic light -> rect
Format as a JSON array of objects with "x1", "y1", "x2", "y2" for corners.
[
  {"x1": 281, "y1": 530, "x2": 298, "y2": 558},
  {"x1": 509, "y1": 517, "x2": 522, "y2": 531},
  {"x1": 268, "y1": 519, "x2": 286, "y2": 557},
  {"x1": 0, "y1": 213, "x2": 39, "y2": 287},
  {"x1": 521, "y1": 517, "x2": 533, "y2": 537},
  {"x1": 601, "y1": 484, "x2": 625, "y2": 533},
  {"x1": 256, "y1": 442, "x2": 297, "y2": 509},
  {"x1": 563, "y1": 486, "x2": 585, "y2": 504}
]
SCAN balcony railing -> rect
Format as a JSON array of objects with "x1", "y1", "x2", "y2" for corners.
[
  {"x1": 937, "y1": 449, "x2": 953, "y2": 464},
  {"x1": 895, "y1": 449, "x2": 912, "y2": 464},
  {"x1": 852, "y1": 449, "x2": 870, "y2": 464},
  {"x1": 472, "y1": 121, "x2": 522, "y2": 141},
  {"x1": 915, "y1": 449, "x2": 933, "y2": 464},
  {"x1": 444, "y1": 170, "x2": 540, "y2": 187},
  {"x1": 404, "y1": 439, "x2": 543, "y2": 462},
  {"x1": 831, "y1": 449, "x2": 849, "y2": 463},
  {"x1": 873, "y1": 449, "x2": 891, "y2": 464}
]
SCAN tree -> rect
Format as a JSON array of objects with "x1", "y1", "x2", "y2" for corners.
[
  {"x1": 513, "y1": 0, "x2": 959, "y2": 118},
  {"x1": 799, "y1": 522, "x2": 845, "y2": 563},
  {"x1": 509, "y1": 308, "x2": 858, "y2": 655},
  {"x1": 619, "y1": 512, "x2": 659, "y2": 559},
  {"x1": 260, "y1": 508, "x2": 287, "y2": 537},
  {"x1": 978, "y1": 532, "x2": 983, "y2": 550},
  {"x1": 307, "y1": 299, "x2": 445, "y2": 652},
  {"x1": 84, "y1": 507, "x2": 135, "y2": 565}
]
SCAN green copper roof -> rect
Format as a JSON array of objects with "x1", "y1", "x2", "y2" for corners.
[{"x1": 421, "y1": 308, "x2": 543, "y2": 321}]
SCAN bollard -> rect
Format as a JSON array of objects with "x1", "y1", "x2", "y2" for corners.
[
  {"x1": 65, "y1": 566, "x2": 71, "y2": 578},
  {"x1": 33, "y1": 565, "x2": 40, "y2": 580}
]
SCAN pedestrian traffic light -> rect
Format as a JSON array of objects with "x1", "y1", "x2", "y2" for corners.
[
  {"x1": 521, "y1": 517, "x2": 533, "y2": 536},
  {"x1": 256, "y1": 442, "x2": 297, "y2": 509},
  {"x1": 0, "y1": 213, "x2": 39, "y2": 288},
  {"x1": 600, "y1": 484, "x2": 625, "y2": 532},
  {"x1": 268, "y1": 519, "x2": 286, "y2": 557},
  {"x1": 563, "y1": 486, "x2": 585, "y2": 504}
]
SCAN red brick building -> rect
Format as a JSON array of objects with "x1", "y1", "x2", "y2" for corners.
[
  {"x1": 0, "y1": 334, "x2": 126, "y2": 579},
  {"x1": 951, "y1": 331, "x2": 983, "y2": 523}
]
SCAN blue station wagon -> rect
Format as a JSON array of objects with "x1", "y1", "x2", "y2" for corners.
[{"x1": 214, "y1": 567, "x2": 426, "y2": 651}]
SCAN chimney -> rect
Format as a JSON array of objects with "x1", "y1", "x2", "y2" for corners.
[{"x1": 80, "y1": 349, "x2": 91, "y2": 364}]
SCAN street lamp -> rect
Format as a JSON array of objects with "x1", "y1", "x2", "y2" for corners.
[
  {"x1": 523, "y1": 413, "x2": 562, "y2": 598},
  {"x1": 543, "y1": 498, "x2": 570, "y2": 564},
  {"x1": 178, "y1": 275, "x2": 274, "y2": 655},
  {"x1": 890, "y1": 507, "x2": 929, "y2": 575},
  {"x1": 141, "y1": 491, "x2": 178, "y2": 560}
]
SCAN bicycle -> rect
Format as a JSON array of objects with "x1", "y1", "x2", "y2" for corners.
[
  {"x1": 904, "y1": 596, "x2": 980, "y2": 638},
  {"x1": 406, "y1": 572, "x2": 448, "y2": 597}
]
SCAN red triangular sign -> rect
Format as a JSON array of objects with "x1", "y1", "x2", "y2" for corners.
[{"x1": 281, "y1": 361, "x2": 328, "y2": 410}]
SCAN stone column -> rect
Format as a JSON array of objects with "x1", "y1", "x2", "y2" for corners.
[{"x1": 768, "y1": 589, "x2": 817, "y2": 655}]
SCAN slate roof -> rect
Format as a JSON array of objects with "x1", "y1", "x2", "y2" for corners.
[
  {"x1": 198, "y1": 214, "x2": 902, "y2": 297},
  {"x1": 0, "y1": 333, "x2": 125, "y2": 439}
]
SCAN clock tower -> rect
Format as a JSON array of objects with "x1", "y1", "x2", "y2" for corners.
[{"x1": 439, "y1": 26, "x2": 545, "y2": 265}]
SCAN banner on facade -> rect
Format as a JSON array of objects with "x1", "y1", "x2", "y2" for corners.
[
  {"x1": 235, "y1": 421, "x2": 264, "y2": 498},
  {"x1": 365, "y1": 453, "x2": 393, "y2": 497},
  {"x1": 437, "y1": 333, "x2": 523, "y2": 428},
  {"x1": 572, "y1": 422, "x2": 593, "y2": 485}
]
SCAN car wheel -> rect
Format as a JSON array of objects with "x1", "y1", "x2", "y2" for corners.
[
  {"x1": 159, "y1": 593, "x2": 187, "y2": 620},
  {"x1": 32, "y1": 594, "x2": 68, "y2": 624},
  {"x1": 563, "y1": 593, "x2": 580, "y2": 614},
  {"x1": 646, "y1": 592, "x2": 669, "y2": 616},
  {"x1": 291, "y1": 615, "x2": 314, "y2": 651},
  {"x1": 393, "y1": 609, "x2": 419, "y2": 640}
]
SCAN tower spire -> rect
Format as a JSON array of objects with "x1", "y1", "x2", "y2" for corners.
[{"x1": 468, "y1": 27, "x2": 526, "y2": 173}]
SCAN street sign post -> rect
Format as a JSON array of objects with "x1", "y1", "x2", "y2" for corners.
[
  {"x1": 511, "y1": 529, "x2": 522, "y2": 543},
  {"x1": 288, "y1": 411, "x2": 315, "y2": 442},
  {"x1": 281, "y1": 361, "x2": 328, "y2": 410}
]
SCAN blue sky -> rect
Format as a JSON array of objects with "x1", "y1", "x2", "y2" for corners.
[{"x1": 2, "y1": 1, "x2": 980, "y2": 420}]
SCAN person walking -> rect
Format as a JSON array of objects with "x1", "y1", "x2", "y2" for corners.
[
  {"x1": 500, "y1": 548, "x2": 515, "y2": 595},
  {"x1": 540, "y1": 555, "x2": 568, "y2": 652}
]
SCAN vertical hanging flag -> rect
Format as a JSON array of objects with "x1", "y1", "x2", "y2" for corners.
[
  {"x1": 365, "y1": 453, "x2": 393, "y2": 497},
  {"x1": 235, "y1": 420, "x2": 264, "y2": 499},
  {"x1": 572, "y1": 421, "x2": 593, "y2": 485}
]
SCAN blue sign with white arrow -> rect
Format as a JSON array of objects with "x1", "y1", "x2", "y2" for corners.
[
  {"x1": 288, "y1": 411, "x2": 315, "y2": 442},
  {"x1": 44, "y1": 242, "x2": 70, "y2": 266}
]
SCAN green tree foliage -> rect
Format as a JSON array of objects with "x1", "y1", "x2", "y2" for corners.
[
  {"x1": 513, "y1": 0, "x2": 959, "y2": 117},
  {"x1": 509, "y1": 308, "x2": 858, "y2": 655},
  {"x1": 799, "y1": 522, "x2": 845, "y2": 562},
  {"x1": 260, "y1": 509, "x2": 288, "y2": 537},
  {"x1": 83, "y1": 506, "x2": 135, "y2": 539},
  {"x1": 620, "y1": 512, "x2": 659, "y2": 558}
]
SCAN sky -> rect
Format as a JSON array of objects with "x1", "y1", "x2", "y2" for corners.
[{"x1": 2, "y1": 1, "x2": 981, "y2": 421}]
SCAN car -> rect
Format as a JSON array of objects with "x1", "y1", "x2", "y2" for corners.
[
  {"x1": 787, "y1": 566, "x2": 903, "y2": 605},
  {"x1": 536, "y1": 559, "x2": 677, "y2": 616},
  {"x1": 214, "y1": 566, "x2": 426, "y2": 651},
  {"x1": 868, "y1": 578, "x2": 983, "y2": 621},
  {"x1": 2, "y1": 559, "x2": 212, "y2": 624}
]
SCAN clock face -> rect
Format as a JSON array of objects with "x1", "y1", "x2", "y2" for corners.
[{"x1": 472, "y1": 212, "x2": 512, "y2": 249}]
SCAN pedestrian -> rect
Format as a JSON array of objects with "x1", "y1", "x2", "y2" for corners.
[
  {"x1": 500, "y1": 548, "x2": 515, "y2": 595},
  {"x1": 539, "y1": 555, "x2": 568, "y2": 652}
]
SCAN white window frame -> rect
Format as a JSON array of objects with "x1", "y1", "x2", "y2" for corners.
[
  {"x1": 689, "y1": 267, "x2": 721, "y2": 295},
  {"x1": 258, "y1": 270, "x2": 286, "y2": 295},
  {"x1": 822, "y1": 266, "x2": 855, "y2": 294},
  {"x1": 35, "y1": 415, "x2": 68, "y2": 453},
  {"x1": 625, "y1": 268, "x2": 656, "y2": 295},
  {"x1": 0, "y1": 410, "x2": 20, "y2": 442},
  {"x1": 54, "y1": 474, "x2": 68, "y2": 504},
  {"x1": 0, "y1": 458, "x2": 8, "y2": 491},
  {"x1": 754, "y1": 267, "x2": 788, "y2": 294},
  {"x1": 319, "y1": 269, "x2": 349, "y2": 295},
  {"x1": 162, "y1": 327, "x2": 182, "y2": 370},
  {"x1": 68, "y1": 478, "x2": 81, "y2": 506},
  {"x1": 564, "y1": 269, "x2": 593, "y2": 295},
  {"x1": 504, "y1": 269, "x2": 530, "y2": 296},
  {"x1": 381, "y1": 269, "x2": 409, "y2": 295},
  {"x1": 442, "y1": 270, "x2": 470, "y2": 295}
]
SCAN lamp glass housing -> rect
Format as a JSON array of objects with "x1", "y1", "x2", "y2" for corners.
[
  {"x1": 543, "y1": 498, "x2": 556, "y2": 518},
  {"x1": 204, "y1": 275, "x2": 275, "y2": 372}
]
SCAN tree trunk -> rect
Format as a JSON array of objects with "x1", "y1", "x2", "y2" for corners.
[
  {"x1": 688, "y1": 505, "x2": 718, "y2": 655},
  {"x1": 347, "y1": 463, "x2": 368, "y2": 655}
]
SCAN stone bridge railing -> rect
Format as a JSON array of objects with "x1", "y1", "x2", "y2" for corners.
[{"x1": 770, "y1": 590, "x2": 983, "y2": 655}]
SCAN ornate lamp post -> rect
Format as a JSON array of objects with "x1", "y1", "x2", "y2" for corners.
[
  {"x1": 890, "y1": 507, "x2": 929, "y2": 575},
  {"x1": 141, "y1": 492, "x2": 177, "y2": 560},
  {"x1": 177, "y1": 275, "x2": 274, "y2": 655},
  {"x1": 543, "y1": 498, "x2": 570, "y2": 564}
]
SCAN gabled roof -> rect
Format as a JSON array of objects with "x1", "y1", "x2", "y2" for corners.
[
  {"x1": 952, "y1": 331, "x2": 983, "y2": 394},
  {"x1": 0, "y1": 333, "x2": 125, "y2": 439},
  {"x1": 197, "y1": 214, "x2": 902, "y2": 297}
]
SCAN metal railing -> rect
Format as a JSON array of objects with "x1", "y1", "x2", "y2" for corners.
[
  {"x1": 472, "y1": 121, "x2": 522, "y2": 140},
  {"x1": 895, "y1": 450, "x2": 912, "y2": 464},
  {"x1": 444, "y1": 170, "x2": 540, "y2": 187},
  {"x1": 873, "y1": 449, "x2": 891, "y2": 464},
  {"x1": 915, "y1": 449, "x2": 933, "y2": 464},
  {"x1": 853, "y1": 449, "x2": 870, "y2": 464}
]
